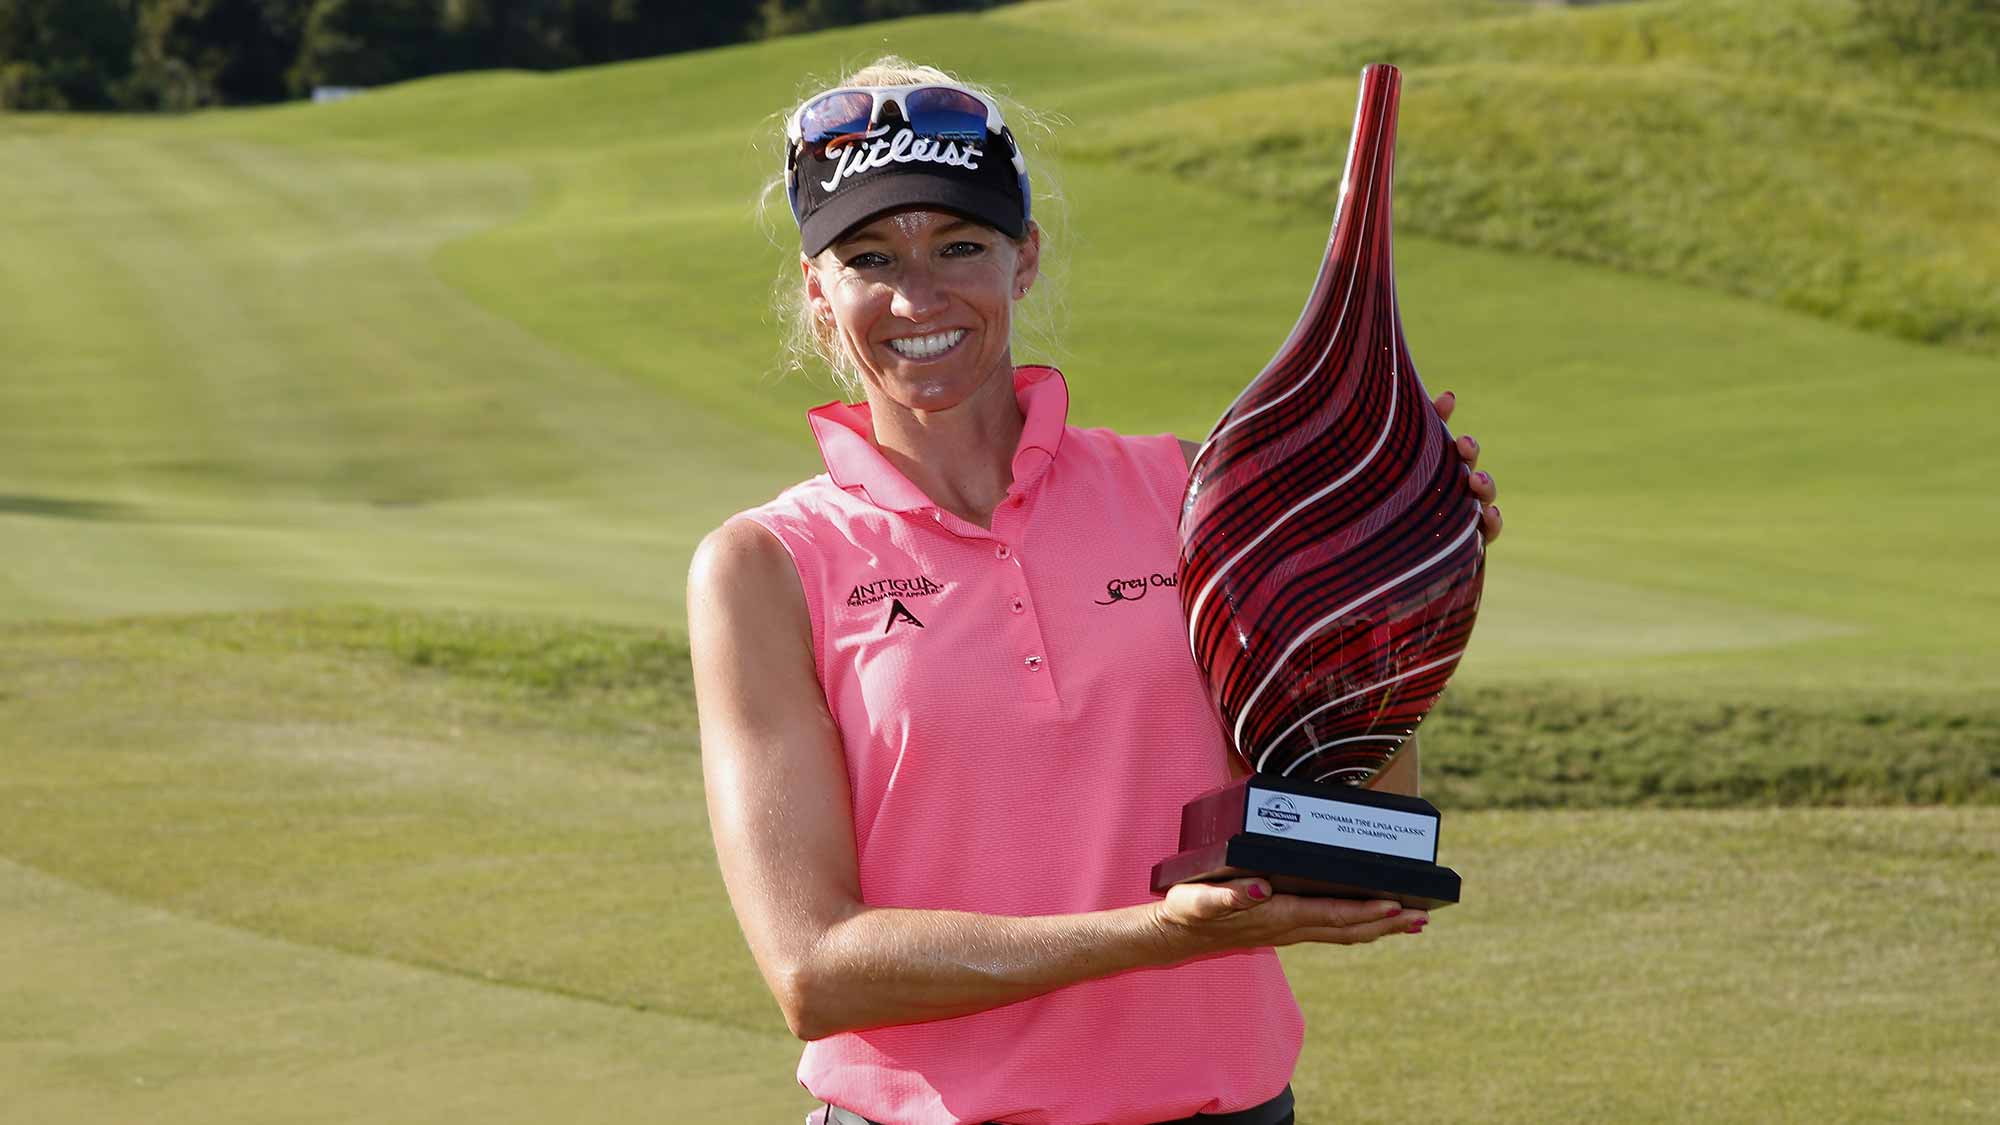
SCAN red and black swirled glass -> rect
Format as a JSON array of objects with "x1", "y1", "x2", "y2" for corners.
[{"x1": 1179, "y1": 64, "x2": 1486, "y2": 786}]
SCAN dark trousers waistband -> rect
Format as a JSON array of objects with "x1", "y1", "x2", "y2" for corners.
[{"x1": 816, "y1": 1084, "x2": 1294, "y2": 1125}]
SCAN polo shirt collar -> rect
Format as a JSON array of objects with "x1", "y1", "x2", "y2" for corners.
[{"x1": 808, "y1": 365, "x2": 1069, "y2": 514}]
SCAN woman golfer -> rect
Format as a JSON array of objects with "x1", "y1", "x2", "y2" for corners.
[{"x1": 689, "y1": 58, "x2": 1503, "y2": 1125}]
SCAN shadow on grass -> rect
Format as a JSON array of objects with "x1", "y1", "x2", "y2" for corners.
[{"x1": 0, "y1": 494, "x2": 142, "y2": 522}]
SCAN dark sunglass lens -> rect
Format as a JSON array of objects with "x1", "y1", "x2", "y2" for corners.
[
  {"x1": 905, "y1": 87, "x2": 988, "y2": 141},
  {"x1": 798, "y1": 91, "x2": 875, "y2": 143}
]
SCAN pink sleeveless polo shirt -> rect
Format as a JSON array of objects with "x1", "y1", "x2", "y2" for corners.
[{"x1": 742, "y1": 366, "x2": 1303, "y2": 1125}]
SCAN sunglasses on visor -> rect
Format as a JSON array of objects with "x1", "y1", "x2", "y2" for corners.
[{"x1": 784, "y1": 83, "x2": 1031, "y2": 221}]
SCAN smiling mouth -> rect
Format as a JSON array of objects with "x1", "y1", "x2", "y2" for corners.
[{"x1": 886, "y1": 329, "x2": 967, "y2": 360}]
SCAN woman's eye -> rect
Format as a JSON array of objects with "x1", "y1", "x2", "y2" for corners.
[
  {"x1": 844, "y1": 251, "x2": 890, "y2": 270},
  {"x1": 942, "y1": 241, "x2": 985, "y2": 258}
]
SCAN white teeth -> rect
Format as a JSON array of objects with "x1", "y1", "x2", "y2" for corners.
[{"x1": 887, "y1": 329, "x2": 966, "y2": 359}]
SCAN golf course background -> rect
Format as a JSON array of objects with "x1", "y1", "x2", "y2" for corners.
[{"x1": 2, "y1": 0, "x2": 1994, "y2": 1120}]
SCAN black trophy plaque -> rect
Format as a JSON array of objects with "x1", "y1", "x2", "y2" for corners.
[{"x1": 1150, "y1": 774, "x2": 1461, "y2": 911}]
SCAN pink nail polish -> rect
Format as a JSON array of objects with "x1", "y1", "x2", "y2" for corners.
[{"x1": 1247, "y1": 883, "x2": 1269, "y2": 901}]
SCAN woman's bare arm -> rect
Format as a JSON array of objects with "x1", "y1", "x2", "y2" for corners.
[{"x1": 689, "y1": 518, "x2": 1421, "y2": 1041}]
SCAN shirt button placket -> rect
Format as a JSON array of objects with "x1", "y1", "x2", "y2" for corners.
[{"x1": 996, "y1": 540, "x2": 1056, "y2": 702}]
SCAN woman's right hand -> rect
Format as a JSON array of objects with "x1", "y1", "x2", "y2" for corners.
[{"x1": 1152, "y1": 878, "x2": 1426, "y2": 955}]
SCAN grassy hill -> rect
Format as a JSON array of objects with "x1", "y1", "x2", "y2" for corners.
[
  {"x1": 4, "y1": 0, "x2": 1994, "y2": 769},
  {"x1": 3, "y1": 0, "x2": 1997, "y2": 1119}
]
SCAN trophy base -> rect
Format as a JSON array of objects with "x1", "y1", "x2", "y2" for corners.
[{"x1": 1150, "y1": 775, "x2": 1461, "y2": 910}]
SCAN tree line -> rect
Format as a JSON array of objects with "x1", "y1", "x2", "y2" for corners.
[{"x1": 0, "y1": 0, "x2": 1011, "y2": 111}]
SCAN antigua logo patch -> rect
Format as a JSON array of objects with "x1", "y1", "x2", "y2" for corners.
[
  {"x1": 848, "y1": 575, "x2": 945, "y2": 607},
  {"x1": 883, "y1": 598, "x2": 925, "y2": 633}
]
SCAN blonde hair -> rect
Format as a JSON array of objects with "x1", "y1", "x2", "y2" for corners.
[{"x1": 758, "y1": 55, "x2": 1067, "y2": 399}]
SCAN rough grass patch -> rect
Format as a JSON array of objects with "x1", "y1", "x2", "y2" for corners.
[
  {"x1": 1064, "y1": 0, "x2": 2000, "y2": 353},
  {"x1": 1423, "y1": 681, "x2": 2000, "y2": 809},
  {"x1": 87, "y1": 608, "x2": 701, "y2": 735}
]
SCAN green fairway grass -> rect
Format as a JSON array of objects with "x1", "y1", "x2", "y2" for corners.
[
  {"x1": 6, "y1": 0, "x2": 1993, "y2": 698},
  {"x1": 5, "y1": 130, "x2": 1995, "y2": 699},
  {"x1": 4, "y1": 0, "x2": 1998, "y2": 1118},
  {"x1": 1, "y1": 613, "x2": 1992, "y2": 1121},
  {"x1": 0, "y1": 860, "x2": 806, "y2": 1122}
]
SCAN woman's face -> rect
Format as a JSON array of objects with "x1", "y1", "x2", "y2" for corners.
[{"x1": 804, "y1": 208, "x2": 1040, "y2": 415}]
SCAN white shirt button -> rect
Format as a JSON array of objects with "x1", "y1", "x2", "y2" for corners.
[
  {"x1": 995, "y1": 544, "x2": 1011, "y2": 560},
  {"x1": 1010, "y1": 598, "x2": 1025, "y2": 614},
  {"x1": 1024, "y1": 655, "x2": 1043, "y2": 670}
]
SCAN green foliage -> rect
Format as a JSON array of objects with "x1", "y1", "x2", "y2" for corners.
[
  {"x1": 437, "y1": 0, "x2": 573, "y2": 71},
  {"x1": 0, "y1": 0, "x2": 1017, "y2": 110},
  {"x1": 426, "y1": 0, "x2": 770, "y2": 77},
  {"x1": 0, "y1": 0, "x2": 135, "y2": 109},
  {"x1": 290, "y1": 0, "x2": 444, "y2": 90},
  {"x1": 560, "y1": 0, "x2": 763, "y2": 63},
  {"x1": 122, "y1": 0, "x2": 309, "y2": 109},
  {"x1": 757, "y1": 0, "x2": 1006, "y2": 38}
]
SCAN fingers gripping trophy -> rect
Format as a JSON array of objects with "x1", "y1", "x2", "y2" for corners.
[{"x1": 1152, "y1": 64, "x2": 1488, "y2": 910}]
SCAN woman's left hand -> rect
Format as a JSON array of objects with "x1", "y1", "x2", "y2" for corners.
[{"x1": 1434, "y1": 390, "x2": 1502, "y2": 544}]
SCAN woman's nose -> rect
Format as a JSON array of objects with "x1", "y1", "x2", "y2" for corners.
[{"x1": 889, "y1": 267, "x2": 947, "y2": 322}]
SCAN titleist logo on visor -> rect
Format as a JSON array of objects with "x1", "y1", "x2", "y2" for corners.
[{"x1": 820, "y1": 127, "x2": 984, "y2": 192}]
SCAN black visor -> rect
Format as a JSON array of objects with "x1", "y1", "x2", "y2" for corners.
[{"x1": 790, "y1": 118, "x2": 1029, "y2": 256}]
